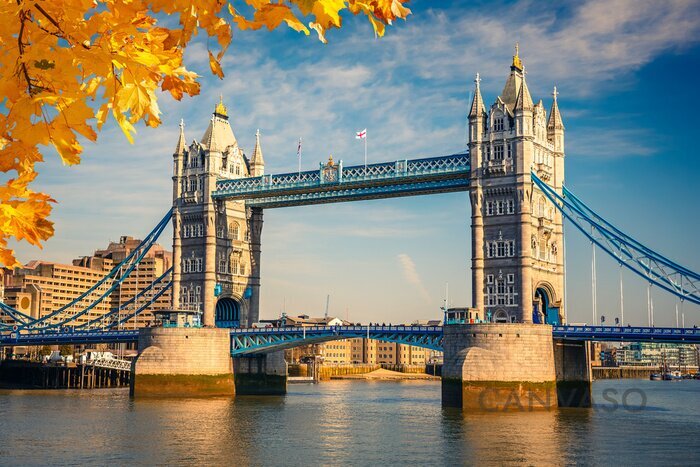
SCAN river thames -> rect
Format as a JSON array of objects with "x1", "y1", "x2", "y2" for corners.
[{"x1": 1, "y1": 379, "x2": 699, "y2": 465}]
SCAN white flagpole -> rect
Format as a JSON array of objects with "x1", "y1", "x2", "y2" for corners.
[
  {"x1": 297, "y1": 137, "x2": 302, "y2": 176},
  {"x1": 364, "y1": 131, "x2": 367, "y2": 168}
]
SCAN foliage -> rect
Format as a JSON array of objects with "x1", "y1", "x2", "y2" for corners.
[
  {"x1": 0, "y1": 0, "x2": 411, "y2": 266},
  {"x1": 59, "y1": 344, "x2": 73, "y2": 356},
  {"x1": 39, "y1": 344, "x2": 51, "y2": 356}
]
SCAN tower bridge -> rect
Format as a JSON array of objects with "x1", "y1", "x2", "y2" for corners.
[{"x1": 1, "y1": 47, "x2": 698, "y2": 407}]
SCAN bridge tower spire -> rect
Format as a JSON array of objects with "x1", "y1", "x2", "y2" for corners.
[
  {"x1": 468, "y1": 47, "x2": 566, "y2": 324},
  {"x1": 171, "y1": 98, "x2": 262, "y2": 328}
]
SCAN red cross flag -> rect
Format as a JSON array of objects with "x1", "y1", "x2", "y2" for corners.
[{"x1": 355, "y1": 128, "x2": 367, "y2": 139}]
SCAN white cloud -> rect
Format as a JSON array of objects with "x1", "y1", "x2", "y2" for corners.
[{"x1": 397, "y1": 253, "x2": 431, "y2": 304}]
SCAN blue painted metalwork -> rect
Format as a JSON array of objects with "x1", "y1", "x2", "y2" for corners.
[
  {"x1": 551, "y1": 325, "x2": 700, "y2": 343},
  {"x1": 532, "y1": 174, "x2": 700, "y2": 305},
  {"x1": 73, "y1": 267, "x2": 173, "y2": 331},
  {"x1": 0, "y1": 330, "x2": 139, "y2": 347},
  {"x1": 0, "y1": 210, "x2": 173, "y2": 331},
  {"x1": 3, "y1": 325, "x2": 700, "y2": 349},
  {"x1": 230, "y1": 325, "x2": 444, "y2": 356},
  {"x1": 213, "y1": 153, "x2": 470, "y2": 207},
  {"x1": 215, "y1": 298, "x2": 240, "y2": 328}
]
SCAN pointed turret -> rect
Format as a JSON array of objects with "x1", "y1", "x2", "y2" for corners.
[
  {"x1": 174, "y1": 119, "x2": 187, "y2": 155},
  {"x1": 499, "y1": 43, "x2": 526, "y2": 112},
  {"x1": 547, "y1": 86, "x2": 565, "y2": 152},
  {"x1": 201, "y1": 97, "x2": 239, "y2": 153},
  {"x1": 250, "y1": 129, "x2": 265, "y2": 177},
  {"x1": 547, "y1": 86, "x2": 564, "y2": 130},
  {"x1": 469, "y1": 73, "x2": 486, "y2": 118},
  {"x1": 514, "y1": 72, "x2": 533, "y2": 111}
]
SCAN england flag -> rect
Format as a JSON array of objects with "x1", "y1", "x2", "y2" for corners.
[{"x1": 355, "y1": 128, "x2": 367, "y2": 139}]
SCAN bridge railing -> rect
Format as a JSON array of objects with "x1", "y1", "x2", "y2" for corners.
[
  {"x1": 230, "y1": 325, "x2": 444, "y2": 335},
  {"x1": 215, "y1": 153, "x2": 470, "y2": 198}
]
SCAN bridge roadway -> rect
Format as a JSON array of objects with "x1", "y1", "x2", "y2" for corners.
[{"x1": 2, "y1": 325, "x2": 700, "y2": 352}]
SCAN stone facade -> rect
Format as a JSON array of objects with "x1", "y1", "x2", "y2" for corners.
[
  {"x1": 442, "y1": 323, "x2": 557, "y2": 409},
  {"x1": 171, "y1": 99, "x2": 264, "y2": 327},
  {"x1": 468, "y1": 45, "x2": 565, "y2": 324},
  {"x1": 130, "y1": 327, "x2": 235, "y2": 396}
]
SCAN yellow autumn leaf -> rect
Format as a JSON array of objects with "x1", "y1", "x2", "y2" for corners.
[
  {"x1": 0, "y1": 0, "x2": 410, "y2": 265},
  {"x1": 208, "y1": 50, "x2": 225, "y2": 79}
]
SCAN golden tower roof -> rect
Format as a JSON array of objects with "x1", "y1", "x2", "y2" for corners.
[
  {"x1": 214, "y1": 95, "x2": 228, "y2": 118},
  {"x1": 512, "y1": 42, "x2": 523, "y2": 71}
]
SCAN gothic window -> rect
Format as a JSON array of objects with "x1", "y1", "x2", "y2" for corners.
[
  {"x1": 484, "y1": 145, "x2": 491, "y2": 160},
  {"x1": 217, "y1": 226, "x2": 224, "y2": 238},
  {"x1": 181, "y1": 286, "x2": 188, "y2": 304},
  {"x1": 507, "y1": 199, "x2": 515, "y2": 214},
  {"x1": 218, "y1": 257, "x2": 228, "y2": 274},
  {"x1": 189, "y1": 288, "x2": 196, "y2": 304},
  {"x1": 494, "y1": 145, "x2": 504, "y2": 160},
  {"x1": 229, "y1": 222, "x2": 239, "y2": 240},
  {"x1": 183, "y1": 225, "x2": 190, "y2": 238},
  {"x1": 507, "y1": 143, "x2": 512, "y2": 158},
  {"x1": 494, "y1": 118, "x2": 504, "y2": 132},
  {"x1": 496, "y1": 200, "x2": 505, "y2": 215},
  {"x1": 240, "y1": 262, "x2": 246, "y2": 276},
  {"x1": 486, "y1": 274, "x2": 494, "y2": 284},
  {"x1": 196, "y1": 224, "x2": 204, "y2": 237},
  {"x1": 189, "y1": 178, "x2": 197, "y2": 191},
  {"x1": 497, "y1": 280, "x2": 506, "y2": 295},
  {"x1": 235, "y1": 164, "x2": 241, "y2": 176},
  {"x1": 507, "y1": 273, "x2": 514, "y2": 283},
  {"x1": 231, "y1": 257, "x2": 239, "y2": 275},
  {"x1": 540, "y1": 238, "x2": 547, "y2": 260},
  {"x1": 507, "y1": 286, "x2": 515, "y2": 305},
  {"x1": 195, "y1": 258, "x2": 203, "y2": 272},
  {"x1": 182, "y1": 258, "x2": 190, "y2": 273},
  {"x1": 486, "y1": 201, "x2": 494, "y2": 216},
  {"x1": 508, "y1": 241, "x2": 515, "y2": 257},
  {"x1": 195, "y1": 286, "x2": 201, "y2": 304},
  {"x1": 487, "y1": 243, "x2": 496, "y2": 258},
  {"x1": 497, "y1": 242, "x2": 506, "y2": 257}
]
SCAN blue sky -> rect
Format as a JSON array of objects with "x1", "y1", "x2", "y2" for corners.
[{"x1": 10, "y1": 0, "x2": 700, "y2": 326}]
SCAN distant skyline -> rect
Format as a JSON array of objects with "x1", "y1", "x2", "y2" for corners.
[{"x1": 9, "y1": 0, "x2": 700, "y2": 327}]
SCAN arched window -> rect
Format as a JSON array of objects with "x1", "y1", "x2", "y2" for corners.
[
  {"x1": 538, "y1": 196, "x2": 546, "y2": 218},
  {"x1": 231, "y1": 257, "x2": 239, "y2": 275},
  {"x1": 229, "y1": 222, "x2": 239, "y2": 240}
]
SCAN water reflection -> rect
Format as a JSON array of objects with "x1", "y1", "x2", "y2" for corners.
[{"x1": 1, "y1": 380, "x2": 700, "y2": 465}]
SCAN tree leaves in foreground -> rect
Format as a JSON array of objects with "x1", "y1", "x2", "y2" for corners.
[{"x1": 0, "y1": 0, "x2": 410, "y2": 266}]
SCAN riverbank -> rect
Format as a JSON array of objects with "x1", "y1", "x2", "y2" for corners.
[{"x1": 331, "y1": 368, "x2": 440, "y2": 380}]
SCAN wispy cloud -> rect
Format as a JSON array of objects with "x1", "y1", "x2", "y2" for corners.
[{"x1": 397, "y1": 253, "x2": 431, "y2": 304}]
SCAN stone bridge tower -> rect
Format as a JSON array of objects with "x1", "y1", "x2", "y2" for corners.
[
  {"x1": 171, "y1": 99, "x2": 264, "y2": 328},
  {"x1": 468, "y1": 46, "x2": 566, "y2": 325}
]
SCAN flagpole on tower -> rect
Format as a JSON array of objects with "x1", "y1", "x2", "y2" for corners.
[
  {"x1": 364, "y1": 132, "x2": 367, "y2": 169},
  {"x1": 297, "y1": 137, "x2": 302, "y2": 176}
]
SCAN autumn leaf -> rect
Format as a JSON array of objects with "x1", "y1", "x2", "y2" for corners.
[
  {"x1": 0, "y1": 0, "x2": 411, "y2": 266},
  {"x1": 208, "y1": 50, "x2": 225, "y2": 79}
]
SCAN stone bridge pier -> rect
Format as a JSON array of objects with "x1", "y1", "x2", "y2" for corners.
[
  {"x1": 442, "y1": 323, "x2": 591, "y2": 410},
  {"x1": 130, "y1": 328, "x2": 288, "y2": 397}
]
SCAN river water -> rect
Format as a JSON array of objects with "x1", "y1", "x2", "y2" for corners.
[{"x1": 1, "y1": 379, "x2": 699, "y2": 466}]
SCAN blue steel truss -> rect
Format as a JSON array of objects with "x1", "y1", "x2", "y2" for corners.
[
  {"x1": 230, "y1": 325, "x2": 444, "y2": 355},
  {"x1": 213, "y1": 153, "x2": 470, "y2": 207},
  {"x1": 3, "y1": 325, "x2": 700, "y2": 348},
  {"x1": 0, "y1": 210, "x2": 173, "y2": 331},
  {"x1": 532, "y1": 174, "x2": 700, "y2": 306}
]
